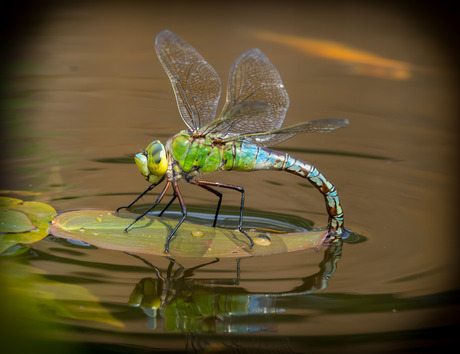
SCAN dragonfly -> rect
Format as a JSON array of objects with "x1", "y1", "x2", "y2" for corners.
[{"x1": 118, "y1": 30, "x2": 348, "y2": 253}]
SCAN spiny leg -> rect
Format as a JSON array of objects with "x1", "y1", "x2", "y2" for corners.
[
  {"x1": 158, "y1": 194, "x2": 177, "y2": 217},
  {"x1": 116, "y1": 183, "x2": 156, "y2": 213},
  {"x1": 182, "y1": 258, "x2": 220, "y2": 278},
  {"x1": 166, "y1": 257, "x2": 184, "y2": 279},
  {"x1": 190, "y1": 180, "x2": 254, "y2": 248},
  {"x1": 124, "y1": 181, "x2": 171, "y2": 232},
  {"x1": 164, "y1": 181, "x2": 187, "y2": 253},
  {"x1": 125, "y1": 252, "x2": 164, "y2": 279},
  {"x1": 188, "y1": 180, "x2": 222, "y2": 227}
]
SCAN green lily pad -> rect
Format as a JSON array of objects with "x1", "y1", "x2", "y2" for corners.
[
  {"x1": 0, "y1": 227, "x2": 50, "y2": 254},
  {"x1": 0, "y1": 209, "x2": 35, "y2": 233},
  {"x1": 50, "y1": 210, "x2": 328, "y2": 258},
  {"x1": 10, "y1": 201, "x2": 57, "y2": 228},
  {"x1": 0, "y1": 190, "x2": 42, "y2": 197},
  {"x1": 0, "y1": 196, "x2": 23, "y2": 209},
  {"x1": 0, "y1": 196, "x2": 57, "y2": 254}
]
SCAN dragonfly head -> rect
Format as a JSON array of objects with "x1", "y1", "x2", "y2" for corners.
[{"x1": 134, "y1": 140, "x2": 167, "y2": 184}]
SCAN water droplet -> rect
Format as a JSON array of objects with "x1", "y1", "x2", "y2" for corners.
[
  {"x1": 254, "y1": 234, "x2": 271, "y2": 246},
  {"x1": 79, "y1": 228, "x2": 86, "y2": 232},
  {"x1": 191, "y1": 229, "x2": 204, "y2": 237},
  {"x1": 96, "y1": 216, "x2": 103, "y2": 222}
]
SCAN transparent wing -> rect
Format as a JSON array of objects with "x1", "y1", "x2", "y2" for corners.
[
  {"x1": 221, "y1": 118, "x2": 349, "y2": 147},
  {"x1": 217, "y1": 49, "x2": 289, "y2": 136},
  {"x1": 155, "y1": 30, "x2": 222, "y2": 131},
  {"x1": 198, "y1": 101, "x2": 272, "y2": 136}
]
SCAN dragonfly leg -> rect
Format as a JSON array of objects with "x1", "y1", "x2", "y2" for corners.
[
  {"x1": 181, "y1": 258, "x2": 219, "y2": 278},
  {"x1": 124, "y1": 181, "x2": 171, "y2": 232},
  {"x1": 164, "y1": 181, "x2": 187, "y2": 253},
  {"x1": 188, "y1": 180, "x2": 222, "y2": 227},
  {"x1": 166, "y1": 257, "x2": 184, "y2": 279},
  {"x1": 158, "y1": 194, "x2": 177, "y2": 217},
  {"x1": 116, "y1": 183, "x2": 156, "y2": 213},
  {"x1": 190, "y1": 180, "x2": 254, "y2": 248}
]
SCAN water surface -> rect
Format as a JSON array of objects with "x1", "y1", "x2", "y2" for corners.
[{"x1": 1, "y1": 1, "x2": 459, "y2": 352}]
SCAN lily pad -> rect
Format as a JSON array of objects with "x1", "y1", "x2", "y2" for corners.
[
  {"x1": 0, "y1": 197, "x2": 57, "y2": 254},
  {"x1": 0, "y1": 209, "x2": 35, "y2": 233},
  {"x1": 50, "y1": 210, "x2": 328, "y2": 258},
  {"x1": 0, "y1": 190, "x2": 42, "y2": 197},
  {"x1": 10, "y1": 200, "x2": 57, "y2": 228},
  {"x1": 0, "y1": 196, "x2": 23, "y2": 209}
]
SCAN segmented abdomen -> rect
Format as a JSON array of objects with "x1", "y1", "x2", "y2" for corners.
[{"x1": 234, "y1": 141, "x2": 344, "y2": 235}]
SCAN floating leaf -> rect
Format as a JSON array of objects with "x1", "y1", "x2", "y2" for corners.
[
  {"x1": 0, "y1": 196, "x2": 56, "y2": 255},
  {"x1": 10, "y1": 201, "x2": 57, "y2": 228},
  {"x1": 0, "y1": 196, "x2": 23, "y2": 209},
  {"x1": 0, "y1": 209, "x2": 35, "y2": 233},
  {"x1": 50, "y1": 210, "x2": 328, "y2": 258},
  {"x1": 0, "y1": 190, "x2": 42, "y2": 197},
  {"x1": 0, "y1": 227, "x2": 50, "y2": 254}
]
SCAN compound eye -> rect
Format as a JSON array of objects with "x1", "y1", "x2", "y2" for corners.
[
  {"x1": 145, "y1": 141, "x2": 167, "y2": 177},
  {"x1": 134, "y1": 153, "x2": 149, "y2": 179}
]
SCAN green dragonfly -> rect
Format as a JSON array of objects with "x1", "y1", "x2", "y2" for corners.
[{"x1": 118, "y1": 30, "x2": 348, "y2": 253}]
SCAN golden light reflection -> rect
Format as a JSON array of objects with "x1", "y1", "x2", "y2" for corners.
[{"x1": 255, "y1": 31, "x2": 411, "y2": 80}]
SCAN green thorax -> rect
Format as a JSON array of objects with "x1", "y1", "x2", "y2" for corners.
[{"x1": 167, "y1": 131, "x2": 259, "y2": 175}]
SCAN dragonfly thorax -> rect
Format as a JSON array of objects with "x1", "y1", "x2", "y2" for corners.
[{"x1": 134, "y1": 140, "x2": 168, "y2": 184}]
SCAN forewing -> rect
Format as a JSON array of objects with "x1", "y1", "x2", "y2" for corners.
[
  {"x1": 155, "y1": 30, "x2": 222, "y2": 131},
  {"x1": 198, "y1": 101, "x2": 272, "y2": 136},
  {"x1": 218, "y1": 49, "x2": 289, "y2": 136},
  {"x1": 221, "y1": 118, "x2": 349, "y2": 147}
]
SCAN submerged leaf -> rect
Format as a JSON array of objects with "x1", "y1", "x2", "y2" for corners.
[
  {"x1": 50, "y1": 210, "x2": 328, "y2": 258},
  {"x1": 0, "y1": 243, "x2": 30, "y2": 256},
  {"x1": 4, "y1": 263, "x2": 124, "y2": 328}
]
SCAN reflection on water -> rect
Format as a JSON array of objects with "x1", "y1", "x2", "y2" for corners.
[
  {"x1": 255, "y1": 31, "x2": 412, "y2": 80},
  {"x1": 2, "y1": 0, "x2": 459, "y2": 352},
  {"x1": 127, "y1": 241, "x2": 342, "y2": 334},
  {"x1": 1, "y1": 234, "x2": 342, "y2": 350}
]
